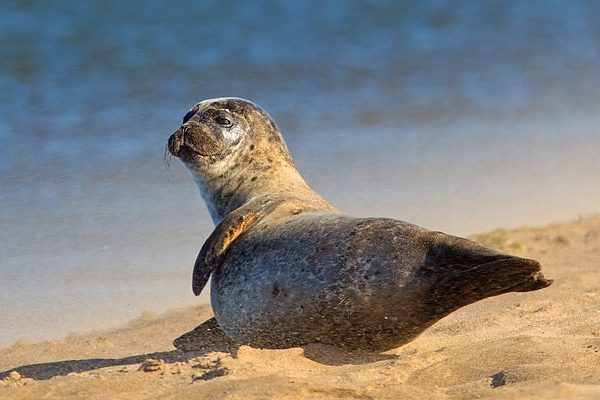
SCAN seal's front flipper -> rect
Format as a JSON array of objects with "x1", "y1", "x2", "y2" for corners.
[
  {"x1": 193, "y1": 198, "x2": 277, "y2": 295},
  {"x1": 173, "y1": 317, "x2": 238, "y2": 353}
]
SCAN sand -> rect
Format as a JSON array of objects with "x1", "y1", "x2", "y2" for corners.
[{"x1": 2, "y1": 215, "x2": 600, "y2": 399}]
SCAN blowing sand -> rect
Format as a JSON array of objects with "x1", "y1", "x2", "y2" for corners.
[{"x1": 2, "y1": 215, "x2": 600, "y2": 399}]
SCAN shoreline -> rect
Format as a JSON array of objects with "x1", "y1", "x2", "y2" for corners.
[{"x1": 2, "y1": 215, "x2": 600, "y2": 399}]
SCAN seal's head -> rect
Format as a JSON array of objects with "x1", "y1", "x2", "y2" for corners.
[
  {"x1": 167, "y1": 97, "x2": 326, "y2": 224},
  {"x1": 167, "y1": 97, "x2": 293, "y2": 176}
]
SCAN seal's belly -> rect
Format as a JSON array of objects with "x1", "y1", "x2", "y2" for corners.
[{"x1": 210, "y1": 215, "x2": 434, "y2": 350}]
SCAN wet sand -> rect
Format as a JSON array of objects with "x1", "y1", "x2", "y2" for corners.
[{"x1": 2, "y1": 215, "x2": 600, "y2": 399}]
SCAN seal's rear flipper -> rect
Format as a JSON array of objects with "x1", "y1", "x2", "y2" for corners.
[
  {"x1": 425, "y1": 232, "x2": 552, "y2": 297},
  {"x1": 462, "y1": 257, "x2": 552, "y2": 297},
  {"x1": 512, "y1": 270, "x2": 553, "y2": 292},
  {"x1": 429, "y1": 257, "x2": 553, "y2": 315}
]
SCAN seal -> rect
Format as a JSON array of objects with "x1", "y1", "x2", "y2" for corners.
[{"x1": 167, "y1": 97, "x2": 552, "y2": 352}]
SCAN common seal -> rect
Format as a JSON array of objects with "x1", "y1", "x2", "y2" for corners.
[{"x1": 167, "y1": 97, "x2": 552, "y2": 352}]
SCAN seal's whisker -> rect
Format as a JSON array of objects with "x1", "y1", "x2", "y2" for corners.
[{"x1": 163, "y1": 144, "x2": 175, "y2": 178}]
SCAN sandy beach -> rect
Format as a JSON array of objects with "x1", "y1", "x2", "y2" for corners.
[{"x1": 1, "y1": 214, "x2": 599, "y2": 399}]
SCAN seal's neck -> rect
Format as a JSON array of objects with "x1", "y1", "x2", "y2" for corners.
[{"x1": 191, "y1": 156, "x2": 338, "y2": 225}]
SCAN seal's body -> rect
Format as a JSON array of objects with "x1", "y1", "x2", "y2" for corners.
[{"x1": 167, "y1": 97, "x2": 552, "y2": 351}]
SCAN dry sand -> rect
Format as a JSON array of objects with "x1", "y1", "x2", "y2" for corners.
[{"x1": 2, "y1": 215, "x2": 600, "y2": 399}]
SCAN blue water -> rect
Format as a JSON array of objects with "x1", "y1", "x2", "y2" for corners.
[{"x1": 1, "y1": 0, "x2": 600, "y2": 347}]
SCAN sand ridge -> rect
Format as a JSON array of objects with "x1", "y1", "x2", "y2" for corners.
[{"x1": 1, "y1": 215, "x2": 600, "y2": 399}]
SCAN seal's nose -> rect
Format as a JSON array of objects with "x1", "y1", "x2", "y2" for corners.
[{"x1": 167, "y1": 128, "x2": 184, "y2": 157}]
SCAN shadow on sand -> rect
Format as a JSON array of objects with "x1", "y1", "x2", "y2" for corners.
[
  {"x1": 1, "y1": 350, "x2": 200, "y2": 381},
  {"x1": 1, "y1": 317, "x2": 398, "y2": 381},
  {"x1": 0, "y1": 318, "x2": 240, "y2": 381}
]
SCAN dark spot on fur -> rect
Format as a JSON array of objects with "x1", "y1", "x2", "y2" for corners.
[
  {"x1": 273, "y1": 283, "x2": 281, "y2": 296},
  {"x1": 251, "y1": 176, "x2": 257, "y2": 182},
  {"x1": 249, "y1": 144, "x2": 255, "y2": 151}
]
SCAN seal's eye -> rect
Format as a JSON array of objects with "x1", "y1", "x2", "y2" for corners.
[{"x1": 215, "y1": 117, "x2": 232, "y2": 127}]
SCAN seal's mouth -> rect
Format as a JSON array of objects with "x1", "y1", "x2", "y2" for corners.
[{"x1": 167, "y1": 125, "x2": 225, "y2": 162}]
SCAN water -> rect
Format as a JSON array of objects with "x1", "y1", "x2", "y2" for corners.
[{"x1": 1, "y1": 0, "x2": 600, "y2": 347}]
